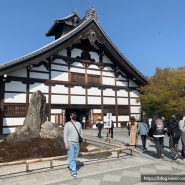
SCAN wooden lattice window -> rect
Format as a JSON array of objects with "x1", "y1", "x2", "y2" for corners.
[
  {"x1": 103, "y1": 105, "x2": 129, "y2": 115},
  {"x1": 71, "y1": 73, "x2": 85, "y2": 83},
  {"x1": 87, "y1": 74, "x2": 100, "y2": 84},
  {"x1": 71, "y1": 72, "x2": 100, "y2": 85},
  {"x1": 4, "y1": 104, "x2": 27, "y2": 117}
]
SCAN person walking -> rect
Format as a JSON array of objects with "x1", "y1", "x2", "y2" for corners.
[
  {"x1": 167, "y1": 115, "x2": 181, "y2": 160},
  {"x1": 150, "y1": 113, "x2": 167, "y2": 159},
  {"x1": 81, "y1": 115, "x2": 86, "y2": 129},
  {"x1": 137, "y1": 118, "x2": 149, "y2": 150},
  {"x1": 96, "y1": 117, "x2": 104, "y2": 138},
  {"x1": 63, "y1": 111, "x2": 82, "y2": 179},
  {"x1": 178, "y1": 113, "x2": 185, "y2": 159},
  {"x1": 127, "y1": 116, "x2": 138, "y2": 148}
]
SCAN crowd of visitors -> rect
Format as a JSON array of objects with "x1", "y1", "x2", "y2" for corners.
[
  {"x1": 127, "y1": 112, "x2": 185, "y2": 160},
  {"x1": 93, "y1": 112, "x2": 185, "y2": 161},
  {"x1": 63, "y1": 111, "x2": 185, "y2": 179}
]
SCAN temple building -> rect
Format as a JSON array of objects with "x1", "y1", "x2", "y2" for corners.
[{"x1": 0, "y1": 8, "x2": 147, "y2": 134}]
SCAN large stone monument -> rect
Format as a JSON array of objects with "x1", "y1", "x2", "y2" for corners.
[
  {"x1": 6, "y1": 90, "x2": 47, "y2": 142},
  {"x1": 6, "y1": 90, "x2": 65, "y2": 148}
]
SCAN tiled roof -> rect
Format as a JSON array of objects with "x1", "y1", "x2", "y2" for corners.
[
  {"x1": 0, "y1": 7, "x2": 147, "y2": 84},
  {"x1": 45, "y1": 10, "x2": 81, "y2": 37}
]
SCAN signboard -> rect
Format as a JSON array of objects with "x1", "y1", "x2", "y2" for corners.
[{"x1": 104, "y1": 113, "x2": 112, "y2": 128}]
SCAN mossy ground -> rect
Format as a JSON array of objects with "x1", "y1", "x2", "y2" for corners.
[{"x1": 0, "y1": 138, "x2": 88, "y2": 163}]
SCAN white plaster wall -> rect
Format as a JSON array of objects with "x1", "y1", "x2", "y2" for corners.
[
  {"x1": 88, "y1": 96, "x2": 101, "y2": 104},
  {"x1": 71, "y1": 86, "x2": 85, "y2": 95},
  {"x1": 88, "y1": 64, "x2": 99, "y2": 70},
  {"x1": 3, "y1": 127, "x2": 16, "y2": 134},
  {"x1": 9, "y1": 68, "x2": 27, "y2": 77},
  {"x1": 130, "y1": 106, "x2": 141, "y2": 114},
  {"x1": 130, "y1": 90, "x2": 140, "y2": 98},
  {"x1": 51, "y1": 85, "x2": 68, "y2": 94},
  {"x1": 51, "y1": 115, "x2": 55, "y2": 123},
  {"x1": 130, "y1": 98, "x2": 140, "y2": 105},
  {"x1": 103, "y1": 97, "x2": 115, "y2": 104},
  {"x1": 71, "y1": 96, "x2": 85, "y2": 104},
  {"x1": 102, "y1": 76, "x2": 115, "y2": 85},
  {"x1": 117, "y1": 90, "x2": 128, "y2": 97},
  {"x1": 52, "y1": 58, "x2": 66, "y2": 65},
  {"x1": 116, "y1": 80, "x2": 128, "y2": 87},
  {"x1": 4, "y1": 93, "x2": 26, "y2": 103},
  {"x1": 88, "y1": 88, "x2": 101, "y2": 95},
  {"x1": 51, "y1": 95, "x2": 68, "y2": 104},
  {"x1": 103, "y1": 55, "x2": 112, "y2": 64},
  {"x1": 102, "y1": 71, "x2": 114, "y2": 77},
  {"x1": 104, "y1": 66, "x2": 114, "y2": 71},
  {"x1": 118, "y1": 74, "x2": 126, "y2": 79},
  {"x1": 51, "y1": 109, "x2": 62, "y2": 113},
  {"x1": 51, "y1": 71, "x2": 68, "y2": 81},
  {"x1": 70, "y1": 67, "x2": 85, "y2": 73},
  {"x1": 103, "y1": 89, "x2": 115, "y2": 96},
  {"x1": 31, "y1": 65, "x2": 48, "y2": 72},
  {"x1": 30, "y1": 72, "x2": 49, "y2": 79},
  {"x1": 89, "y1": 51, "x2": 99, "y2": 61},
  {"x1": 117, "y1": 115, "x2": 129, "y2": 122},
  {"x1": 5, "y1": 81, "x2": 26, "y2": 91},
  {"x1": 30, "y1": 83, "x2": 48, "y2": 93},
  {"x1": 71, "y1": 62, "x2": 84, "y2": 67},
  {"x1": 51, "y1": 64, "x2": 68, "y2": 71},
  {"x1": 117, "y1": 98, "x2": 128, "y2": 105},
  {"x1": 87, "y1": 69, "x2": 100, "y2": 75},
  {"x1": 3, "y1": 117, "x2": 25, "y2": 133},
  {"x1": 93, "y1": 109, "x2": 102, "y2": 113},
  {"x1": 3, "y1": 118, "x2": 24, "y2": 126},
  {"x1": 71, "y1": 48, "x2": 82, "y2": 58}
]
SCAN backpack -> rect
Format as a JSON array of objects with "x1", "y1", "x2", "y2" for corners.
[
  {"x1": 172, "y1": 124, "x2": 181, "y2": 140},
  {"x1": 155, "y1": 118, "x2": 164, "y2": 132}
]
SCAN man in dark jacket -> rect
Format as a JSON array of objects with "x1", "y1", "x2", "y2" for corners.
[
  {"x1": 96, "y1": 117, "x2": 104, "y2": 138},
  {"x1": 168, "y1": 115, "x2": 181, "y2": 160}
]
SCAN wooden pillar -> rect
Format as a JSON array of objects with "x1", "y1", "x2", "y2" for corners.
[
  {"x1": 0, "y1": 79, "x2": 5, "y2": 134},
  {"x1": 48, "y1": 60, "x2": 52, "y2": 121}
]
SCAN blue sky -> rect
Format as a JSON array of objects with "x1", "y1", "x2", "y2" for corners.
[{"x1": 0, "y1": 0, "x2": 185, "y2": 77}]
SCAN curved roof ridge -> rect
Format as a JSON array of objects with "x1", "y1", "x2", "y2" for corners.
[
  {"x1": 0, "y1": 16, "x2": 93, "y2": 69},
  {"x1": 55, "y1": 10, "x2": 79, "y2": 22},
  {"x1": 92, "y1": 19, "x2": 147, "y2": 79},
  {"x1": 0, "y1": 8, "x2": 147, "y2": 82},
  {"x1": 45, "y1": 10, "x2": 81, "y2": 37},
  {"x1": 0, "y1": 8, "x2": 98, "y2": 69}
]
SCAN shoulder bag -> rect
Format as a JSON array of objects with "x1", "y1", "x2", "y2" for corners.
[{"x1": 71, "y1": 122, "x2": 83, "y2": 144}]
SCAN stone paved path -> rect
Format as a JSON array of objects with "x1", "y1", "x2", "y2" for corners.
[{"x1": 0, "y1": 128, "x2": 185, "y2": 185}]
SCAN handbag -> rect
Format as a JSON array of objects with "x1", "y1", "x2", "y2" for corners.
[{"x1": 71, "y1": 122, "x2": 83, "y2": 144}]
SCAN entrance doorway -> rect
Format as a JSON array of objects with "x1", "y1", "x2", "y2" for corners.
[{"x1": 66, "y1": 109, "x2": 90, "y2": 128}]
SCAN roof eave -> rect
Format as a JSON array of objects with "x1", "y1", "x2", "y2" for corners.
[
  {"x1": 45, "y1": 12, "x2": 81, "y2": 37},
  {"x1": 0, "y1": 10, "x2": 148, "y2": 86}
]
